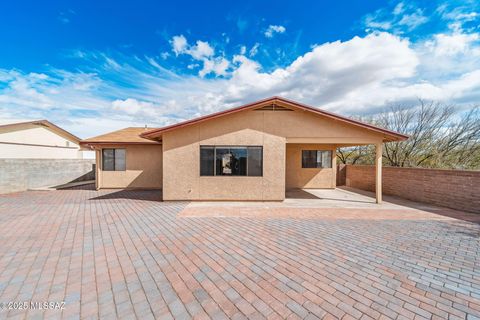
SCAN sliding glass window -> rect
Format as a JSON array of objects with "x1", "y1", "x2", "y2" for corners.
[
  {"x1": 301, "y1": 150, "x2": 332, "y2": 168},
  {"x1": 200, "y1": 146, "x2": 262, "y2": 176},
  {"x1": 102, "y1": 148, "x2": 126, "y2": 171}
]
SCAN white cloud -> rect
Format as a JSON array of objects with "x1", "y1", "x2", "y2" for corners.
[
  {"x1": 112, "y1": 98, "x2": 158, "y2": 116},
  {"x1": 414, "y1": 27, "x2": 480, "y2": 82},
  {"x1": 437, "y1": 3, "x2": 479, "y2": 24},
  {"x1": 0, "y1": 68, "x2": 110, "y2": 133},
  {"x1": 160, "y1": 31, "x2": 480, "y2": 113},
  {"x1": 187, "y1": 63, "x2": 199, "y2": 69},
  {"x1": 188, "y1": 40, "x2": 214, "y2": 60},
  {"x1": 103, "y1": 56, "x2": 121, "y2": 70},
  {"x1": 199, "y1": 57, "x2": 229, "y2": 77},
  {"x1": 398, "y1": 9, "x2": 429, "y2": 30},
  {"x1": 392, "y1": 2, "x2": 405, "y2": 15},
  {"x1": 223, "y1": 32, "x2": 420, "y2": 110},
  {"x1": 364, "y1": 19, "x2": 392, "y2": 31},
  {"x1": 364, "y1": 2, "x2": 428, "y2": 33},
  {"x1": 3, "y1": 28, "x2": 480, "y2": 138},
  {"x1": 249, "y1": 43, "x2": 260, "y2": 56},
  {"x1": 146, "y1": 56, "x2": 163, "y2": 70},
  {"x1": 170, "y1": 35, "x2": 214, "y2": 60},
  {"x1": 170, "y1": 35, "x2": 226, "y2": 77},
  {"x1": 264, "y1": 25, "x2": 286, "y2": 38},
  {"x1": 0, "y1": 71, "x2": 57, "y2": 109},
  {"x1": 425, "y1": 32, "x2": 479, "y2": 56},
  {"x1": 171, "y1": 35, "x2": 188, "y2": 55}
]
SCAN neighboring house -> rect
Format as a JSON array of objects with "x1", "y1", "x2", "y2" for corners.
[
  {"x1": 81, "y1": 97, "x2": 408, "y2": 202},
  {"x1": 0, "y1": 120, "x2": 94, "y2": 159}
]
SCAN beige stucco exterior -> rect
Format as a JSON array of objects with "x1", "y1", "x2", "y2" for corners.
[
  {"x1": 162, "y1": 111, "x2": 285, "y2": 201},
  {"x1": 162, "y1": 105, "x2": 385, "y2": 201},
  {"x1": 96, "y1": 144, "x2": 162, "y2": 189},
  {"x1": 83, "y1": 97, "x2": 408, "y2": 202}
]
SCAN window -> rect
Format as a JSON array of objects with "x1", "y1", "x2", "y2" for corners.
[
  {"x1": 102, "y1": 148, "x2": 126, "y2": 171},
  {"x1": 200, "y1": 146, "x2": 262, "y2": 176},
  {"x1": 200, "y1": 147, "x2": 214, "y2": 176},
  {"x1": 302, "y1": 150, "x2": 332, "y2": 168}
]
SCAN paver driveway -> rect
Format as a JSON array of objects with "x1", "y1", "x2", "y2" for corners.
[{"x1": 0, "y1": 187, "x2": 479, "y2": 320}]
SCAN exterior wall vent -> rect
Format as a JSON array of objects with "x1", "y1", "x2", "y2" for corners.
[{"x1": 254, "y1": 104, "x2": 293, "y2": 111}]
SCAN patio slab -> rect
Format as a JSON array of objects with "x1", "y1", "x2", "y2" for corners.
[
  {"x1": 182, "y1": 187, "x2": 480, "y2": 222},
  {"x1": 0, "y1": 186, "x2": 479, "y2": 319}
]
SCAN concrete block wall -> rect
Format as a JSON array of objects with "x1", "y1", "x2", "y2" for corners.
[
  {"x1": 0, "y1": 159, "x2": 95, "y2": 194},
  {"x1": 343, "y1": 165, "x2": 480, "y2": 213}
]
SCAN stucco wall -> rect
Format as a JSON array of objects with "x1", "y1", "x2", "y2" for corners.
[
  {"x1": 0, "y1": 126, "x2": 92, "y2": 159},
  {"x1": 162, "y1": 112, "x2": 285, "y2": 200},
  {"x1": 98, "y1": 144, "x2": 162, "y2": 189},
  {"x1": 0, "y1": 126, "x2": 75, "y2": 146},
  {"x1": 0, "y1": 159, "x2": 95, "y2": 194},
  {"x1": 286, "y1": 144, "x2": 337, "y2": 189},
  {"x1": 162, "y1": 107, "x2": 384, "y2": 201},
  {"x1": 344, "y1": 165, "x2": 480, "y2": 213},
  {"x1": 0, "y1": 143, "x2": 85, "y2": 159}
]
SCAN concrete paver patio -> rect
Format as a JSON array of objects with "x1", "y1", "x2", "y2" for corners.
[{"x1": 0, "y1": 186, "x2": 479, "y2": 319}]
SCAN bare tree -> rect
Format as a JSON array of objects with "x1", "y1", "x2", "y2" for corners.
[
  {"x1": 337, "y1": 145, "x2": 372, "y2": 164},
  {"x1": 431, "y1": 107, "x2": 480, "y2": 169},
  {"x1": 337, "y1": 100, "x2": 480, "y2": 169},
  {"x1": 336, "y1": 115, "x2": 374, "y2": 165}
]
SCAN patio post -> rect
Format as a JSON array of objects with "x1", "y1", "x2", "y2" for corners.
[
  {"x1": 375, "y1": 143, "x2": 383, "y2": 204},
  {"x1": 95, "y1": 149, "x2": 101, "y2": 190}
]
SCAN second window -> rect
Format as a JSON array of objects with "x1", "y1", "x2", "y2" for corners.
[{"x1": 301, "y1": 150, "x2": 332, "y2": 168}]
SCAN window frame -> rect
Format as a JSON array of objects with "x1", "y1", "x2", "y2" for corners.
[
  {"x1": 200, "y1": 145, "x2": 263, "y2": 177},
  {"x1": 102, "y1": 148, "x2": 126, "y2": 171},
  {"x1": 301, "y1": 150, "x2": 332, "y2": 169}
]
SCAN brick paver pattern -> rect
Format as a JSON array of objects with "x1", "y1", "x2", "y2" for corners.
[{"x1": 0, "y1": 187, "x2": 479, "y2": 319}]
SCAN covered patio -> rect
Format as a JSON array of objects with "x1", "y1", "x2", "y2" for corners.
[
  {"x1": 285, "y1": 187, "x2": 399, "y2": 208},
  {"x1": 285, "y1": 141, "x2": 385, "y2": 204}
]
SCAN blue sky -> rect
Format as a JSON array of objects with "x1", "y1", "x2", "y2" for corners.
[{"x1": 0, "y1": 0, "x2": 479, "y2": 137}]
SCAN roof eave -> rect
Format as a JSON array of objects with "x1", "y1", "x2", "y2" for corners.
[
  {"x1": 80, "y1": 141, "x2": 161, "y2": 147},
  {"x1": 383, "y1": 134, "x2": 409, "y2": 142}
]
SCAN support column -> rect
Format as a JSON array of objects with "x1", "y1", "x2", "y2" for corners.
[
  {"x1": 375, "y1": 143, "x2": 383, "y2": 204},
  {"x1": 95, "y1": 148, "x2": 101, "y2": 190},
  {"x1": 331, "y1": 146, "x2": 337, "y2": 188}
]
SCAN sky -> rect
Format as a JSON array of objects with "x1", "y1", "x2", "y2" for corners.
[{"x1": 0, "y1": 0, "x2": 479, "y2": 138}]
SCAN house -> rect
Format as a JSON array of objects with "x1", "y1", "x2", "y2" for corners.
[
  {"x1": 0, "y1": 120, "x2": 94, "y2": 159},
  {"x1": 81, "y1": 97, "x2": 408, "y2": 202}
]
